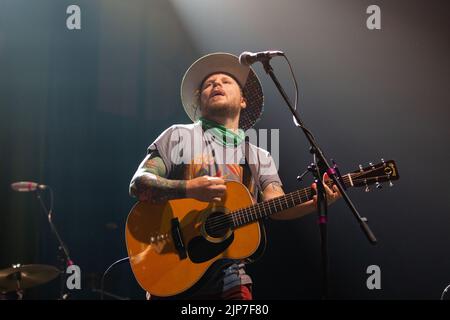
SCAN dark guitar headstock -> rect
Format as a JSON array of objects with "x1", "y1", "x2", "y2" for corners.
[{"x1": 350, "y1": 159, "x2": 399, "y2": 192}]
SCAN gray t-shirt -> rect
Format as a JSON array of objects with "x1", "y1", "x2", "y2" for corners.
[
  {"x1": 147, "y1": 122, "x2": 282, "y2": 296},
  {"x1": 149, "y1": 122, "x2": 281, "y2": 200}
]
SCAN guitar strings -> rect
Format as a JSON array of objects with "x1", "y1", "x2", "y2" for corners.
[
  {"x1": 204, "y1": 186, "x2": 321, "y2": 232},
  {"x1": 205, "y1": 171, "x2": 391, "y2": 232},
  {"x1": 222, "y1": 168, "x2": 390, "y2": 231},
  {"x1": 205, "y1": 176, "x2": 349, "y2": 230},
  {"x1": 204, "y1": 176, "x2": 351, "y2": 232},
  {"x1": 204, "y1": 171, "x2": 392, "y2": 233}
]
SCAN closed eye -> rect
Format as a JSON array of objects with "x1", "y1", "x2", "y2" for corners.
[{"x1": 203, "y1": 82, "x2": 213, "y2": 89}]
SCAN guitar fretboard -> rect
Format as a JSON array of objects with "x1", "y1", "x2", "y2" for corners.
[{"x1": 229, "y1": 174, "x2": 351, "y2": 229}]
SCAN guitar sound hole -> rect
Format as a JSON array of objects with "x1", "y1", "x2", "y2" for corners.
[{"x1": 204, "y1": 211, "x2": 232, "y2": 238}]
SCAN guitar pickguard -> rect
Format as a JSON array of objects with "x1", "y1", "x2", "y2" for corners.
[{"x1": 187, "y1": 233, "x2": 234, "y2": 263}]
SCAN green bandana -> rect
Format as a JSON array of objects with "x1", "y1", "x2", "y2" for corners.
[{"x1": 199, "y1": 117, "x2": 245, "y2": 148}]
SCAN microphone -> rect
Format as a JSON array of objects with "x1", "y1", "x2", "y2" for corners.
[
  {"x1": 11, "y1": 181, "x2": 48, "y2": 192},
  {"x1": 239, "y1": 50, "x2": 284, "y2": 66}
]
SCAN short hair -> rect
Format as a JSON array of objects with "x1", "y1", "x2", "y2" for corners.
[{"x1": 199, "y1": 72, "x2": 243, "y2": 92}]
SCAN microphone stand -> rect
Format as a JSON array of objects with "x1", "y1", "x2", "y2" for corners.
[
  {"x1": 36, "y1": 188, "x2": 74, "y2": 300},
  {"x1": 260, "y1": 57, "x2": 377, "y2": 299}
]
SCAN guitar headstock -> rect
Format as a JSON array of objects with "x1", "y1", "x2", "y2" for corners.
[{"x1": 350, "y1": 159, "x2": 399, "y2": 192}]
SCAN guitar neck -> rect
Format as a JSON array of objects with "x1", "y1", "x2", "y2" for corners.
[{"x1": 229, "y1": 174, "x2": 353, "y2": 229}]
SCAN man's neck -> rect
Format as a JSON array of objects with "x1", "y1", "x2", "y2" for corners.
[{"x1": 202, "y1": 115, "x2": 240, "y2": 132}]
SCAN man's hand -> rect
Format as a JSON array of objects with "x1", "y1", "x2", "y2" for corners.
[
  {"x1": 186, "y1": 176, "x2": 227, "y2": 202},
  {"x1": 311, "y1": 172, "x2": 341, "y2": 206}
]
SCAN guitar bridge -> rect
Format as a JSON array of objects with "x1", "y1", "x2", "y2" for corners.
[{"x1": 171, "y1": 218, "x2": 187, "y2": 260}]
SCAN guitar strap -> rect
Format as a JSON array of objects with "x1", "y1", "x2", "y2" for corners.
[
  {"x1": 241, "y1": 137, "x2": 263, "y2": 203},
  {"x1": 241, "y1": 137, "x2": 267, "y2": 264}
]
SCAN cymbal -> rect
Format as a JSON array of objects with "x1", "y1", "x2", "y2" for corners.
[{"x1": 0, "y1": 264, "x2": 60, "y2": 293}]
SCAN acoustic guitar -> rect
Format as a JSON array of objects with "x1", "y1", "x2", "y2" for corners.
[{"x1": 125, "y1": 159, "x2": 399, "y2": 297}]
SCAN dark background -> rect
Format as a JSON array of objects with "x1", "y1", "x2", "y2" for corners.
[{"x1": 0, "y1": 0, "x2": 449, "y2": 299}]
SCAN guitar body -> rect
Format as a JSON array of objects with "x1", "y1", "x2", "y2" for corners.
[{"x1": 125, "y1": 181, "x2": 261, "y2": 297}]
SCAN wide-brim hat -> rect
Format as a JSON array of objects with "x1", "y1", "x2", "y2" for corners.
[{"x1": 180, "y1": 53, "x2": 264, "y2": 131}]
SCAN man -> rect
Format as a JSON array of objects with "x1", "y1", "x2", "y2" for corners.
[{"x1": 129, "y1": 53, "x2": 341, "y2": 300}]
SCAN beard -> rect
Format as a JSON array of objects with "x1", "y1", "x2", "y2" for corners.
[{"x1": 202, "y1": 100, "x2": 241, "y2": 119}]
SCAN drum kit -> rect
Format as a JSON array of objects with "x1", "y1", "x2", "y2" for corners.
[
  {"x1": 2, "y1": 182, "x2": 72, "y2": 300},
  {"x1": 5, "y1": 182, "x2": 130, "y2": 300},
  {"x1": 0, "y1": 263, "x2": 60, "y2": 299}
]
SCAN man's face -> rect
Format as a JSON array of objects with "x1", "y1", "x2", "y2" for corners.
[{"x1": 199, "y1": 73, "x2": 246, "y2": 119}]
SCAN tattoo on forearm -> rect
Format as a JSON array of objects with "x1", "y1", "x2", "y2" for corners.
[
  {"x1": 132, "y1": 174, "x2": 186, "y2": 204},
  {"x1": 270, "y1": 182, "x2": 284, "y2": 194},
  {"x1": 130, "y1": 153, "x2": 186, "y2": 203}
]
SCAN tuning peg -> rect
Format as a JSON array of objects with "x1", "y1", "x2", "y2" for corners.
[
  {"x1": 381, "y1": 158, "x2": 394, "y2": 187},
  {"x1": 359, "y1": 164, "x2": 371, "y2": 192},
  {"x1": 375, "y1": 182, "x2": 382, "y2": 189}
]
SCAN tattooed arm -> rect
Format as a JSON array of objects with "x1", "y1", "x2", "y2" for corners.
[
  {"x1": 129, "y1": 152, "x2": 187, "y2": 203},
  {"x1": 130, "y1": 151, "x2": 227, "y2": 204},
  {"x1": 262, "y1": 177, "x2": 340, "y2": 220}
]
